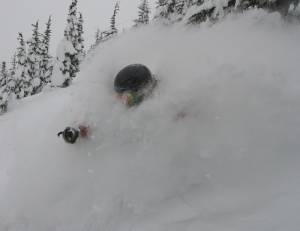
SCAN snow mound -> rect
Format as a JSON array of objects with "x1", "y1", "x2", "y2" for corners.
[{"x1": 1, "y1": 9, "x2": 300, "y2": 231}]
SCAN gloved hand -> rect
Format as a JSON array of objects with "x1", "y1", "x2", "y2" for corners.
[{"x1": 58, "y1": 127, "x2": 79, "y2": 144}]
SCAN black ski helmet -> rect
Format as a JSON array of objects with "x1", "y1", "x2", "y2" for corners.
[{"x1": 114, "y1": 64, "x2": 153, "y2": 94}]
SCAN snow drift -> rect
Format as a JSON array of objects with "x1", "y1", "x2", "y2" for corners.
[{"x1": 1, "y1": 9, "x2": 300, "y2": 231}]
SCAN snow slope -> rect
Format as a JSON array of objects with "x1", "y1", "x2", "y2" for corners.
[{"x1": 1, "y1": 9, "x2": 300, "y2": 231}]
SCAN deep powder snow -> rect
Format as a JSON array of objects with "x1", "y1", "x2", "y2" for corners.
[{"x1": 0, "y1": 9, "x2": 300, "y2": 231}]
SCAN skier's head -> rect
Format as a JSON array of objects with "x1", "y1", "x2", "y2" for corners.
[
  {"x1": 114, "y1": 64, "x2": 156, "y2": 106},
  {"x1": 58, "y1": 127, "x2": 79, "y2": 144}
]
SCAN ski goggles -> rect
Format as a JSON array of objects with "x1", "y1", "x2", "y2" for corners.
[{"x1": 116, "y1": 91, "x2": 143, "y2": 107}]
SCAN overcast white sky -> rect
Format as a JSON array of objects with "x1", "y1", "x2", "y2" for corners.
[{"x1": 0, "y1": 0, "x2": 155, "y2": 62}]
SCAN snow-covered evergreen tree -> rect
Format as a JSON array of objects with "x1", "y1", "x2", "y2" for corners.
[
  {"x1": 7, "y1": 56, "x2": 17, "y2": 96},
  {"x1": 186, "y1": 0, "x2": 236, "y2": 24},
  {"x1": 65, "y1": 0, "x2": 78, "y2": 44},
  {"x1": 76, "y1": 12, "x2": 85, "y2": 62},
  {"x1": 95, "y1": 29, "x2": 103, "y2": 44},
  {"x1": 14, "y1": 33, "x2": 27, "y2": 99},
  {"x1": 98, "y1": 2, "x2": 120, "y2": 43},
  {"x1": 9, "y1": 54, "x2": 17, "y2": 79},
  {"x1": 167, "y1": 0, "x2": 177, "y2": 14},
  {"x1": 95, "y1": 29, "x2": 104, "y2": 45},
  {"x1": 26, "y1": 21, "x2": 42, "y2": 95},
  {"x1": 175, "y1": 0, "x2": 193, "y2": 15},
  {"x1": 155, "y1": 0, "x2": 189, "y2": 22},
  {"x1": 241, "y1": 0, "x2": 297, "y2": 14},
  {"x1": 0, "y1": 62, "x2": 9, "y2": 114},
  {"x1": 288, "y1": 1, "x2": 300, "y2": 16},
  {"x1": 184, "y1": 0, "x2": 295, "y2": 24},
  {"x1": 40, "y1": 16, "x2": 53, "y2": 86},
  {"x1": 56, "y1": 0, "x2": 82, "y2": 87},
  {"x1": 89, "y1": 28, "x2": 104, "y2": 51},
  {"x1": 175, "y1": 0, "x2": 186, "y2": 15},
  {"x1": 155, "y1": 0, "x2": 169, "y2": 19},
  {"x1": 134, "y1": 0, "x2": 151, "y2": 26},
  {"x1": 110, "y1": 2, "x2": 120, "y2": 35},
  {"x1": 0, "y1": 90, "x2": 8, "y2": 114},
  {"x1": 89, "y1": 1, "x2": 121, "y2": 52},
  {"x1": 0, "y1": 62, "x2": 8, "y2": 89}
]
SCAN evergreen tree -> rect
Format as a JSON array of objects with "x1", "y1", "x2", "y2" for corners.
[
  {"x1": 57, "y1": 0, "x2": 82, "y2": 87},
  {"x1": 95, "y1": 29, "x2": 104, "y2": 45},
  {"x1": 236, "y1": 0, "x2": 296, "y2": 14},
  {"x1": 99, "y1": 2, "x2": 120, "y2": 42},
  {"x1": 9, "y1": 54, "x2": 17, "y2": 79},
  {"x1": 26, "y1": 21, "x2": 42, "y2": 95},
  {"x1": 0, "y1": 62, "x2": 8, "y2": 89},
  {"x1": 175, "y1": 0, "x2": 191, "y2": 15},
  {"x1": 167, "y1": 0, "x2": 177, "y2": 14},
  {"x1": 89, "y1": 28, "x2": 104, "y2": 51},
  {"x1": 110, "y1": 2, "x2": 120, "y2": 34},
  {"x1": 0, "y1": 90, "x2": 8, "y2": 114},
  {"x1": 185, "y1": 0, "x2": 290, "y2": 24},
  {"x1": 134, "y1": 0, "x2": 151, "y2": 26},
  {"x1": 95, "y1": 28, "x2": 103, "y2": 43},
  {"x1": 14, "y1": 33, "x2": 27, "y2": 99},
  {"x1": 76, "y1": 12, "x2": 85, "y2": 62},
  {"x1": 155, "y1": 0, "x2": 187, "y2": 21},
  {"x1": 154, "y1": 0, "x2": 169, "y2": 19},
  {"x1": 40, "y1": 16, "x2": 53, "y2": 86},
  {"x1": 7, "y1": 55, "x2": 17, "y2": 96},
  {"x1": 288, "y1": 1, "x2": 300, "y2": 16},
  {"x1": 84, "y1": 2, "x2": 121, "y2": 54},
  {"x1": 187, "y1": 0, "x2": 236, "y2": 24},
  {"x1": 65, "y1": 0, "x2": 78, "y2": 44},
  {"x1": 0, "y1": 62, "x2": 9, "y2": 114}
]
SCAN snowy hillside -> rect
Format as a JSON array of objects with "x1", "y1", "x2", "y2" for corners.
[{"x1": 1, "y1": 9, "x2": 300, "y2": 231}]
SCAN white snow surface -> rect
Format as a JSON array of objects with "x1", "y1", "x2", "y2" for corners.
[{"x1": 1, "y1": 9, "x2": 300, "y2": 231}]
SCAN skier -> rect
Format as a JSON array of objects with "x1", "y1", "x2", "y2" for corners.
[{"x1": 58, "y1": 64, "x2": 157, "y2": 144}]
